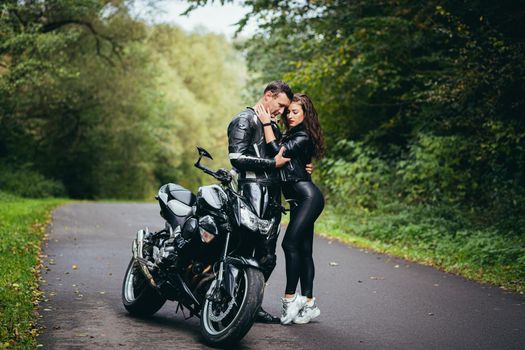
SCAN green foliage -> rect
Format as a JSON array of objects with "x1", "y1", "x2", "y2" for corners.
[
  {"x1": 396, "y1": 134, "x2": 468, "y2": 204},
  {"x1": 320, "y1": 140, "x2": 391, "y2": 209},
  {"x1": 230, "y1": 0, "x2": 525, "y2": 214},
  {"x1": 0, "y1": 166, "x2": 66, "y2": 198},
  {"x1": 0, "y1": 1, "x2": 246, "y2": 199},
  {"x1": 0, "y1": 194, "x2": 65, "y2": 348}
]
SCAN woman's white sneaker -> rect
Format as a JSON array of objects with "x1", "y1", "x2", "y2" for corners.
[
  {"x1": 293, "y1": 298, "x2": 320, "y2": 324},
  {"x1": 280, "y1": 294, "x2": 307, "y2": 325}
]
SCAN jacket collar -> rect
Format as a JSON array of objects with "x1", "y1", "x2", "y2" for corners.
[{"x1": 286, "y1": 122, "x2": 306, "y2": 135}]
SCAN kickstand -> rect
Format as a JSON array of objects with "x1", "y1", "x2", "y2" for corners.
[
  {"x1": 176, "y1": 302, "x2": 185, "y2": 317},
  {"x1": 176, "y1": 302, "x2": 193, "y2": 320}
]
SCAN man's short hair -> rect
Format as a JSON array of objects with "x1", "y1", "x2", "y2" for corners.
[{"x1": 264, "y1": 80, "x2": 293, "y2": 101}]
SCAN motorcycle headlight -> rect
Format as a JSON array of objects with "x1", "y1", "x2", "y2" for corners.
[
  {"x1": 199, "y1": 227, "x2": 216, "y2": 243},
  {"x1": 239, "y1": 205, "x2": 275, "y2": 235},
  {"x1": 239, "y1": 205, "x2": 259, "y2": 232}
]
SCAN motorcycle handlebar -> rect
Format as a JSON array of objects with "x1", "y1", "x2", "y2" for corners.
[{"x1": 194, "y1": 161, "x2": 232, "y2": 184}]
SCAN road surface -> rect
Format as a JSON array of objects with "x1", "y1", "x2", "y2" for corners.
[{"x1": 38, "y1": 203, "x2": 525, "y2": 349}]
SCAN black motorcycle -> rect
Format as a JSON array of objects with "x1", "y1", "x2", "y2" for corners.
[{"x1": 121, "y1": 147, "x2": 279, "y2": 346}]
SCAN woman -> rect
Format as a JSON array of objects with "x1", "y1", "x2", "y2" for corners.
[{"x1": 255, "y1": 93, "x2": 325, "y2": 325}]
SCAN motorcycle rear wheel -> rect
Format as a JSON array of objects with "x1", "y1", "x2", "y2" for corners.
[
  {"x1": 122, "y1": 258, "x2": 166, "y2": 317},
  {"x1": 200, "y1": 267, "x2": 264, "y2": 346}
]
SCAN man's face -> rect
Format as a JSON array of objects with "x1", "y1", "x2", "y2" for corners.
[{"x1": 263, "y1": 92, "x2": 291, "y2": 118}]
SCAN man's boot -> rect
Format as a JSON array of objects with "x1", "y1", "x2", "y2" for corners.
[{"x1": 255, "y1": 306, "x2": 280, "y2": 324}]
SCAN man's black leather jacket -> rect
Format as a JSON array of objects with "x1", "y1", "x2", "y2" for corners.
[
  {"x1": 266, "y1": 123, "x2": 313, "y2": 182},
  {"x1": 228, "y1": 107, "x2": 282, "y2": 183}
]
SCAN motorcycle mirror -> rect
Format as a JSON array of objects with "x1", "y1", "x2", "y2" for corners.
[{"x1": 197, "y1": 146, "x2": 213, "y2": 160}]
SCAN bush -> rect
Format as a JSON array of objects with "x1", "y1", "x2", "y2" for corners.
[
  {"x1": 319, "y1": 140, "x2": 392, "y2": 209},
  {"x1": 0, "y1": 167, "x2": 66, "y2": 198}
]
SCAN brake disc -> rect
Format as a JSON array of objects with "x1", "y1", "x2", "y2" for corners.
[{"x1": 208, "y1": 297, "x2": 237, "y2": 322}]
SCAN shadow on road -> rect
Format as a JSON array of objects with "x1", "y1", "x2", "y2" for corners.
[{"x1": 120, "y1": 311, "x2": 258, "y2": 349}]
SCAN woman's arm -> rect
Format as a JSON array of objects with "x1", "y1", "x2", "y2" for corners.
[{"x1": 255, "y1": 103, "x2": 280, "y2": 156}]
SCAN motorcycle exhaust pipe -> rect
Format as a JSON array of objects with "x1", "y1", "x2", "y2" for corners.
[{"x1": 132, "y1": 228, "x2": 157, "y2": 288}]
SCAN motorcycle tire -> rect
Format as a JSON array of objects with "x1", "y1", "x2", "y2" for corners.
[
  {"x1": 122, "y1": 258, "x2": 166, "y2": 317},
  {"x1": 200, "y1": 267, "x2": 265, "y2": 347}
]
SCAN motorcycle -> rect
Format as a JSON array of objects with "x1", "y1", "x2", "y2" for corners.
[{"x1": 121, "y1": 146, "x2": 279, "y2": 346}]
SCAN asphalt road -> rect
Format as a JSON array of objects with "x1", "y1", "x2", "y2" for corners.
[{"x1": 38, "y1": 203, "x2": 525, "y2": 349}]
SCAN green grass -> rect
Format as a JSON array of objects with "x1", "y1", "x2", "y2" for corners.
[
  {"x1": 314, "y1": 203, "x2": 525, "y2": 294},
  {"x1": 0, "y1": 192, "x2": 65, "y2": 349}
]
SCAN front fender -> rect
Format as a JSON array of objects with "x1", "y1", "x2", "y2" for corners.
[
  {"x1": 222, "y1": 256, "x2": 261, "y2": 298},
  {"x1": 225, "y1": 256, "x2": 261, "y2": 270}
]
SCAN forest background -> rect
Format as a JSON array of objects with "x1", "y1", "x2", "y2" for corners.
[{"x1": 1, "y1": 0, "x2": 524, "y2": 295}]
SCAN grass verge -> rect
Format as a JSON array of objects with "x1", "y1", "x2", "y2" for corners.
[
  {"x1": 0, "y1": 192, "x2": 65, "y2": 349},
  {"x1": 314, "y1": 203, "x2": 525, "y2": 294}
]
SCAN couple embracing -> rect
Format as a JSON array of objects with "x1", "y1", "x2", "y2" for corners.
[{"x1": 227, "y1": 81, "x2": 325, "y2": 325}]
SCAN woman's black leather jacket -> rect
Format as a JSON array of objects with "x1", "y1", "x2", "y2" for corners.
[{"x1": 266, "y1": 123, "x2": 313, "y2": 182}]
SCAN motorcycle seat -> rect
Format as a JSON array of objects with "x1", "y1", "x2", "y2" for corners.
[
  {"x1": 167, "y1": 199, "x2": 193, "y2": 217},
  {"x1": 166, "y1": 183, "x2": 196, "y2": 206}
]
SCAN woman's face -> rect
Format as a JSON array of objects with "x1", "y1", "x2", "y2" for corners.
[{"x1": 287, "y1": 102, "x2": 304, "y2": 127}]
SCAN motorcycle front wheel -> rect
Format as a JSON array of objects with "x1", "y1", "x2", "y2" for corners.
[
  {"x1": 122, "y1": 258, "x2": 166, "y2": 317},
  {"x1": 200, "y1": 267, "x2": 264, "y2": 347}
]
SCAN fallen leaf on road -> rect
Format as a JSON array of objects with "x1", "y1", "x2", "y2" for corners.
[
  {"x1": 72, "y1": 264, "x2": 78, "y2": 270},
  {"x1": 428, "y1": 312, "x2": 434, "y2": 316},
  {"x1": 394, "y1": 265, "x2": 400, "y2": 268},
  {"x1": 369, "y1": 276, "x2": 385, "y2": 280}
]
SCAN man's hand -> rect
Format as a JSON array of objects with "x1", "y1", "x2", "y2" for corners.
[
  {"x1": 306, "y1": 162, "x2": 314, "y2": 174},
  {"x1": 274, "y1": 147, "x2": 290, "y2": 168},
  {"x1": 255, "y1": 103, "x2": 272, "y2": 124}
]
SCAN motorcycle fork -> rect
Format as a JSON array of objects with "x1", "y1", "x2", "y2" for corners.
[
  {"x1": 216, "y1": 231, "x2": 231, "y2": 288},
  {"x1": 207, "y1": 231, "x2": 234, "y2": 302}
]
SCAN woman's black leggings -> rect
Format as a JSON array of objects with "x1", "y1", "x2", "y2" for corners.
[{"x1": 281, "y1": 181, "x2": 324, "y2": 298}]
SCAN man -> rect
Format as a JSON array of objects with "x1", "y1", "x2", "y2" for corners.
[{"x1": 227, "y1": 80, "x2": 295, "y2": 323}]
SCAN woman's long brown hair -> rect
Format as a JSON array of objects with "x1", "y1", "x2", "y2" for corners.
[{"x1": 283, "y1": 93, "x2": 325, "y2": 159}]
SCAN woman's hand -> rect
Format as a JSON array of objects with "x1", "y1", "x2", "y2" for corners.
[
  {"x1": 255, "y1": 103, "x2": 272, "y2": 124},
  {"x1": 306, "y1": 163, "x2": 314, "y2": 174}
]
